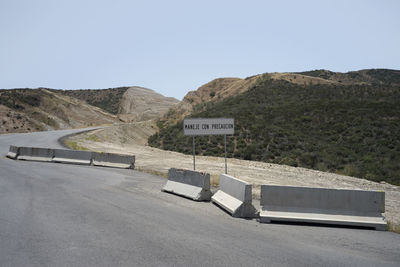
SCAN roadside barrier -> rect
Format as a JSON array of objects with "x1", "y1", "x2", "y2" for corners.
[
  {"x1": 8, "y1": 146, "x2": 135, "y2": 170},
  {"x1": 162, "y1": 168, "x2": 212, "y2": 201},
  {"x1": 92, "y1": 152, "x2": 135, "y2": 169},
  {"x1": 53, "y1": 149, "x2": 92, "y2": 165},
  {"x1": 17, "y1": 147, "x2": 54, "y2": 162},
  {"x1": 259, "y1": 185, "x2": 387, "y2": 231},
  {"x1": 212, "y1": 174, "x2": 257, "y2": 218},
  {"x1": 6, "y1": 146, "x2": 389, "y2": 231},
  {"x1": 6, "y1": 145, "x2": 19, "y2": 159}
]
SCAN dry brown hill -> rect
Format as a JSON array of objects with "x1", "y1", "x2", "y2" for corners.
[
  {"x1": 0, "y1": 88, "x2": 117, "y2": 134},
  {"x1": 1, "y1": 86, "x2": 180, "y2": 134},
  {"x1": 160, "y1": 76, "x2": 261, "y2": 126},
  {"x1": 158, "y1": 73, "x2": 345, "y2": 126},
  {"x1": 117, "y1": 87, "x2": 179, "y2": 122},
  {"x1": 158, "y1": 68, "x2": 400, "y2": 127},
  {"x1": 59, "y1": 86, "x2": 179, "y2": 123},
  {"x1": 58, "y1": 87, "x2": 129, "y2": 115}
]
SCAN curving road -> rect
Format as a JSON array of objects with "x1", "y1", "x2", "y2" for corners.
[{"x1": 0, "y1": 129, "x2": 399, "y2": 266}]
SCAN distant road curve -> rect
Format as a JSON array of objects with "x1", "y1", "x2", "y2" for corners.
[
  {"x1": 0, "y1": 128, "x2": 399, "y2": 267},
  {"x1": 0, "y1": 127, "x2": 100, "y2": 149}
]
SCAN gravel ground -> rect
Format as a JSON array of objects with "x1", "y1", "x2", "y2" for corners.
[{"x1": 66, "y1": 123, "x2": 400, "y2": 230}]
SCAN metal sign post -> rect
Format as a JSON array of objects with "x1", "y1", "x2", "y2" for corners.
[
  {"x1": 183, "y1": 118, "x2": 234, "y2": 174},
  {"x1": 193, "y1": 136, "x2": 196, "y2": 170},
  {"x1": 224, "y1": 134, "x2": 227, "y2": 174}
]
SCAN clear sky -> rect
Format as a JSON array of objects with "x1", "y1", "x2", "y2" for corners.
[{"x1": 0, "y1": 0, "x2": 399, "y2": 100}]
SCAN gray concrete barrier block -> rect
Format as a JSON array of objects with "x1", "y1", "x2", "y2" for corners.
[
  {"x1": 259, "y1": 185, "x2": 387, "y2": 231},
  {"x1": 17, "y1": 147, "x2": 54, "y2": 162},
  {"x1": 53, "y1": 149, "x2": 92, "y2": 165},
  {"x1": 7, "y1": 145, "x2": 19, "y2": 159},
  {"x1": 162, "y1": 168, "x2": 212, "y2": 201},
  {"x1": 92, "y1": 152, "x2": 135, "y2": 169},
  {"x1": 212, "y1": 174, "x2": 257, "y2": 218}
]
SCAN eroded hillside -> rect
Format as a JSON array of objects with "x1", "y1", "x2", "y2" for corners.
[
  {"x1": 117, "y1": 87, "x2": 179, "y2": 122},
  {"x1": 0, "y1": 88, "x2": 117, "y2": 134},
  {"x1": 1, "y1": 86, "x2": 179, "y2": 134},
  {"x1": 60, "y1": 86, "x2": 179, "y2": 122},
  {"x1": 159, "y1": 76, "x2": 261, "y2": 126}
]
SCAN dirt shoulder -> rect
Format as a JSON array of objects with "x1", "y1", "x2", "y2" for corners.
[{"x1": 66, "y1": 121, "x2": 400, "y2": 231}]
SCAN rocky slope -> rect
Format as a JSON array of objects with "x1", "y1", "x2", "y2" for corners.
[{"x1": 117, "y1": 87, "x2": 179, "y2": 122}]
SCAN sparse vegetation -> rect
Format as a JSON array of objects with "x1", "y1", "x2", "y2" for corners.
[
  {"x1": 59, "y1": 87, "x2": 129, "y2": 114},
  {"x1": 0, "y1": 89, "x2": 41, "y2": 109},
  {"x1": 387, "y1": 221, "x2": 400, "y2": 233},
  {"x1": 298, "y1": 69, "x2": 400, "y2": 86},
  {"x1": 65, "y1": 141, "x2": 88, "y2": 151},
  {"x1": 135, "y1": 166, "x2": 168, "y2": 178},
  {"x1": 149, "y1": 72, "x2": 400, "y2": 185},
  {"x1": 85, "y1": 134, "x2": 100, "y2": 142},
  {"x1": 0, "y1": 88, "x2": 117, "y2": 134}
]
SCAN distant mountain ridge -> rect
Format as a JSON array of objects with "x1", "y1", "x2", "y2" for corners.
[{"x1": 297, "y1": 69, "x2": 400, "y2": 85}]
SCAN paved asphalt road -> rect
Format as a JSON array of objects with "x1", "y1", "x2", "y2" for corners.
[{"x1": 0, "y1": 129, "x2": 399, "y2": 267}]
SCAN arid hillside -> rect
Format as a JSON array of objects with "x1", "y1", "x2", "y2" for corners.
[
  {"x1": 150, "y1": 69, "x2": 400, "y2": 186},
  {"x1": 158, "y1": 68, "x2": 400, "y2": 127},
  {"x1": 58, "y1": 87, "x2": 129, "y2": 115},
  {"x1": 58, "y1": 86, "x2": 179, "y2": 121},
  {"x1": 297, "y1": 69, "x2": 400, "y2": 86},
  {"x1": 159, "y1": 76, "x2": 260, "y2": 126},
  {"x1": 0, "y1": 88, "x2": 117, "y2": 134},
  {"x1": 117, "y1": 87, "x2": 179, "y2": 122},
  {"x1": 0, "y1": 86, "x2": 179, "y2": 134}
]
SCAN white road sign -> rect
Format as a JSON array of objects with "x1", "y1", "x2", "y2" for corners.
[{"x1": 183, "y1": 118, "x2": 234, "y2": 136}]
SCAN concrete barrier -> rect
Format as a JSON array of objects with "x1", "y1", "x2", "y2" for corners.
[
  {"x1": 162, "y1": 168, "x2": 212, "y2": 201},
  {"x1": 259, "y1": 185, "x2": 387, "y2": 231},
  {"x1": 9, "y1": 146, "x2": 135, "y2": 169},
  {"x1": 92, "y1": 152, "x2": 135, "y2": 169},
  {"x1": 6, "y1": 145, "x2": 19, "y2": 159},
  {"x1": 53, "y1": 149, "x2": 92, "y2": 165},
  {"x1": 212, "y1": 174, "x2": 257, "y2": 218},
  {"x1": 17, "y1": 147, "x2": 54, "y2": 162}
]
